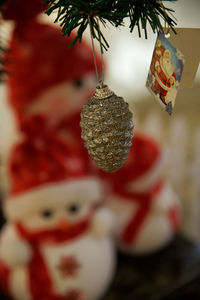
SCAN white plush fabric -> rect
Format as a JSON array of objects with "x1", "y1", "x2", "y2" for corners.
[
  {"x1": 4, "y1": 178, "x2": 102, "y2": 221},
  {"x1": 0, "y1": 224, "x2": 32, "y2": 267},
  {"x1": 107, "y1": 183, "x2": 180, "y2": 255},
  {"x1": 127, "y1": 150, "x2": 166, "y2": 193},
  {"x1": 90, "y1": 208, "x2": 115, "y2": 238}
]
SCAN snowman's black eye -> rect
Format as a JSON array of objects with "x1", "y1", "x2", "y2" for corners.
[
  {"x1": 67, "y1": 204, "x2": 79, "y2": 214},
  {"x1": 41, "y1": 210, "x2": 53, "y2": 218},
  {"x1": 73, "y1": 78, "x2": 84, "y2": 88}
]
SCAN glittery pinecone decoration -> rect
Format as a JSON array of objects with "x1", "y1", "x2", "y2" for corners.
[{"x1": 80, "y1": 83, "x2": 134, "y2": 173}]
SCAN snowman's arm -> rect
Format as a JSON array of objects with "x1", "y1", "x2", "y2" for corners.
[
  {"x1": 0, "y1": 224, "x2": 32, "y2": 267},
  {"x1": 90, "y1": 207, "x2": 115, "y2": 238},
  {"x1": 153, "y1": 185, "x2": 180, "y2": 213}
]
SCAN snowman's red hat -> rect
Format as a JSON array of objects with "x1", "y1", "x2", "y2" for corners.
[
  {"x1": 4, "y1": 115, "x2": 102, "y2": 221},
  {"x1": 102, "y1": 132, "x2": 165, "y2": 193},
  {"x1": 2, "y1": 0, "x2": 101, "y2": 120}
]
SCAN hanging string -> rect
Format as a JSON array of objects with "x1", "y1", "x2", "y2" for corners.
[
  {"x1": 164, "y1": 16, "x2": 170, "y2": 35},
  {"x1": 88, "y1": 15, "x2": 99, "y2": 81},
  {"x1": 164, "y1": 21, "x2": 170, "y2": 35},
  {"x1": 96, "y1": 18, "x2": 104, "y2": 85},
  {"x1": 160, "y1": 1, "x2": 170, "y2": 35}
]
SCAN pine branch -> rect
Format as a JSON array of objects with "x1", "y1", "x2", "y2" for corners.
[
  {"x1": 115, "y1": 0, "x2": 177, "y2": 37},
  {"x1": 44, "y1": 0, "x2": 177, "y2": 50},
  {"x1": 44, "y1": 0, "x2": 125, "y2": 51}
]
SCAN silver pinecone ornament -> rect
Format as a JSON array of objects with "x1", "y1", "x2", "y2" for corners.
[{"x1": 80, "y1": 83, "x2": 134, "y2": 173}]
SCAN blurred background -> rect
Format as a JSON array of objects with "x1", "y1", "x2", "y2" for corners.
[
  {"x1": 0, "y1": 1, "x2": 200, "y2": 299},
  {"x1": 53, "y1": 0, "x2": 200, "y2": 242},
  {"x1": 1, "y1": 0, "x2": 199, "y2": 241}
]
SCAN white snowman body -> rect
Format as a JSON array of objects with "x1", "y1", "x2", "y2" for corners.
[
  {"x1": 107, "y1": 183, "x2": 181, "y2": 255},
  {"x1": 40, "y1": 234, "x2": 114, "y2": 300},
  {"x1": 1, "y1": 224, "x2": 114, "y2": 300},
  {"x1": 0, "y1": 180, "x2": 116, "y2": 300}
]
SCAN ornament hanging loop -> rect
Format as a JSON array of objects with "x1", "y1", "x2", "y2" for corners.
[
  {"x1": 88, "y1": 15, "x2": 104, "y2": 85},
  {"x1": 159, "y1": 1, "x2": 170, "y2": 36},
  {"x1": 96, "y1": 18, "x2": 104, "y2": 85},
  {"x1": 164, "y1": 19, "x2": 170, "y2": 36},
  {"x1": 88, "y1": 15, "x2": 99, "y2": 81},
  {"x1": 94, "y1": 83, "x2": 114, "y2": 99}
]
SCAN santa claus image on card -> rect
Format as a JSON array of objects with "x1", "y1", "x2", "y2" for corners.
[{"x1": 146, "y1": 31, "x2": 185, "y2": 114}]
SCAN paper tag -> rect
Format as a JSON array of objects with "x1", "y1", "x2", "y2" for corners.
[
  {"x1": 146, "y1": 31, "x2": 185, "y2": 115},
  {"x1": 167, "y1": 28, "x2": 200, "y2": 88}
]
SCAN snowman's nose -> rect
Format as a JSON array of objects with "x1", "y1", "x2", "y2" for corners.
[{"x1": 58, "y1": 219, "x2": 69, "y2": 231}]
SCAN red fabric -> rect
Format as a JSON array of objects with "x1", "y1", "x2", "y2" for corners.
[
  {"x1": 168, "y1": 204, "x2": 181, "y2": 232},
  {"x1": 99, "y1": 133, "x2": 162, "y2": 185},
  {"x1": 8, "y1": 115, "x2": 90, "y2": 195},
  {"x1": 62, "y1": 290, "x2": 85, "y2": 300},
  {"x1": 57, "y1": 112, "x2": 98, "y2": 173},
  {"x1": 98, "y1": 133, "x2": 163, "y2": 246},
  {"x1": 58, "y1": 112, "x2": 88, "y2": 157},
  {"x1": 15, "y1": 216, "x2": 91, "y2": 300},
  {"x1": 16, "y1": 216, "x2": 91, "y2": 245},
  {"x1": 58, "y1": 112, "x2": 82, "y2": 142},
  {"x1": 114, "y1": 182, "x2": 163, "y2": 245},
  {"x1": 47, "y1": 290, "x2": 85, "y2": 300},
  {"x1": 4, "y1": 21, "x2": 101, "y2": 120},
  {"x1": 0, "y1": 261, "x2": 11, "y2": 297},
  {"x1": 98, "y1": 133, "x2": 163, "y2": 245},
  {"x1": 154, "y1": 69, "x2": 171, "y2": 101},
  {"x1": 2, "y1": 0, "x2": 46, "y2": 22},
  {"x1": 57, "y1": 256, "x2": 81, "y2": 278}
]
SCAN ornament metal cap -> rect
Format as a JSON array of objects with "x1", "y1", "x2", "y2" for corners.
[
  {"x1": 80, "y1": 82, "x2": 134, "y2": 173},
  {"x1": 93, "y1": 82, "x2": 114, "y2": 99}
]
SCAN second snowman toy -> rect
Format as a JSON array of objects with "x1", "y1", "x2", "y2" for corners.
[{"x1": 0, "y1": 116, "x2": 115, "y2": 300}]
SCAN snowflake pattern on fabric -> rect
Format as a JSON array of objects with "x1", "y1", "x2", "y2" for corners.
[
  {"x1": 59, "y1": 289, "x2": 85, "y2": 300},
  {"x1": 56, "y1": 256, "x2": 81, "y2": 278}
]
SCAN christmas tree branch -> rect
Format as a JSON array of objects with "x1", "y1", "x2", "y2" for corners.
[
  {"x1": 116, "y1": 0, "x2": 176, "y2": 36},
  {"x1": 44, "y1": 0, "x2": 177, "y2": 50}
]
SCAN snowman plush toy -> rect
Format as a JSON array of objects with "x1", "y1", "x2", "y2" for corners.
[
  {"x1": 1, "y1": 0, "x2": 101, "y2": 160},
  {"x1": 102, "y1": 132, "x2": 181, "y2": 255},
  {"x1": 0, "y1": 116, "x2": 115, "y2": 300}
]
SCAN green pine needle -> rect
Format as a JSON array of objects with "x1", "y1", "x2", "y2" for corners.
[{"x1": 44, "y1": 0, "x2": 177, "y2": 50}]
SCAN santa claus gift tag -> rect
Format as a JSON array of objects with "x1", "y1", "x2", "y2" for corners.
[{"x1": 146, "y1": 31, "x2": 185, "y2": 115}]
